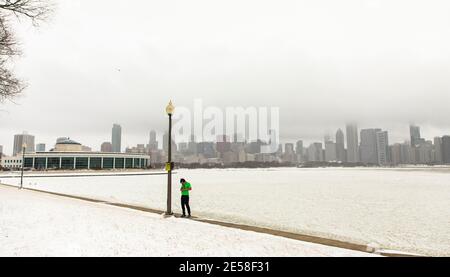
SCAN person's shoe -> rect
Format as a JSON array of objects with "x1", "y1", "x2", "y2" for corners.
[
  {"x1": 181, "y1": 214, "x2": 186, "y2": 218},
  {"x1": 187, "y1": 215, "x2": 191, "y2": 218}
]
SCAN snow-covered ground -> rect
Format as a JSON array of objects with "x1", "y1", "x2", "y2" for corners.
[
  {"x1": 1, "y1": 167, "x2": 449, "y2": 256},
  {"x1": 0, "y1": 185, "x2": 376, "y2": 257}
]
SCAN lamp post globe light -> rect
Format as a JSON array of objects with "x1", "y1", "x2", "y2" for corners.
[
  {"x1": 20, "y1": 143, "x2": 26, "y2": 189},
  {"x1": 165, "y1": 101, "x2": 175, "y2": 215}
]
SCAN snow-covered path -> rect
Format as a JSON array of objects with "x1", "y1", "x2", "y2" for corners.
[{"x1": 0, "y1": 186, "x2": 377, "y2": 257}]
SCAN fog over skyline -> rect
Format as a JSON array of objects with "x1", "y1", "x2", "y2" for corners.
[{"x1": 1, "y1": 0, "x2": 450, "y2": 153}]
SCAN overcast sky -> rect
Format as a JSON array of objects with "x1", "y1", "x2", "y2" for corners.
[{"x1": 1, "y1": 0, "x2": 450, "y2": 154}]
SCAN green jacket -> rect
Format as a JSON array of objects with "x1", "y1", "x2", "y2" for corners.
[{"x1": 181, "y1": 182, "x2": 191, "y2": 196}]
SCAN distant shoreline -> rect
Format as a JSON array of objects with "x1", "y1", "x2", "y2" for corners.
[
  {"x1": 1, "y1": 165, "x2": 450, "y2": 179},
  {"x1": 0, "y1": 170, "x2": 168, "y2": 178}
]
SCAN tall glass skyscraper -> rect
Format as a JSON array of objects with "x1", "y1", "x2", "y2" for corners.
[
  {"x1": 111, "y1": 124, "x2": 122, "y2": 153},
  {"x1": 410, "y1": 125, "x2": 421, "y2": 147},
  {"x1": 360, "y1": 128, "x2": 381, "y2": 165},
  {"x1": 376, "y1": 131, "x2": 389, "y2": 166},
  {"x1": 13, "y1": 132, "x2": 35, "y2": 156},
  {"x1": 148, "y1": 130, "x2": 158, "y2": 151},
  {"x1": 442, "y1": 136, "x2": 450, "y2": 164},
  {"x1": 336, "y1": 128, "x2": 346, "y2": 162},
  {"x1": 346, "y1": 123, "x2": 359, "y2": 163}
]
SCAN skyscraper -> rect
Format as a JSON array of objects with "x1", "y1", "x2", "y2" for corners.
[
  {"x1": 101, "y1": 142, "x2": 113, "y2": 152},
  {"x1": 360, "y1": 128, "x2": 380, "y2": 165},
  {"x1": 417, "y1": 142, "x2": 433, "y2": 164},
  {"x1": 281, "y1": 143, "x2": 294, "y2": 163},
  {"x1": 324, "y1": 141, "x2": 337, "y2": 162},
  {"x1": 376, "y1": 131, "x2": 389, "y2": 166},
  {"x1": 36, "y1": 143, "x2": 46, "y2": 152},
  {"x1": 216, "y1": 135, "x2": 231, "y2": 154},
  {"x1": 295, "y1": 140, "x2": 303, "y2": 155},
  {"x1": 390, "y1": 143, "x2": 402, "y2": 166},
  {"x1": 111, "y1": 124, "x2": 122, "y2": 153},
  {"x1": 307, "y1": 142, "x2": 323, "y2": 162},
  {"x1": 13, "y1": 132, "x2": 35, "y2": 156},
  {"x1": 197, "y1": 142, "x2": 215, "y2": 158},
  {"x1": 163, "y1": 132, "x2": 177, "y2": 153},
  {"x1": 285, "y1": 143, "x2": 294, "y2": 154},
  {"x1": 149, "y1": 130, "x2": 158, "y2": 151},
  {"x1": 433, "y1": 137, "x2": 443, "y2": 164},
  {"x1": 233, "y1": 133, "x2": 245, "y2": 143},
  {"x1": 400, "y1": 142, "x2": 414, "y2": 164},
  {"x1": 410, "y1": 125, "x2": 421, "y2": 147},
  {"x1": 149, "y1": 130, "x2": 156, "y2": 143},
  {"x1": 277, "y1": 144, "x2": 283, "y2": 155},
  {"x1": 346, "y1": 123, "x2": 359, "y2": 163},
  {"x1": 246, "y1": 140, "x2": 262, "y2": 154},
  {"x1": 178, "y1": 142, "x2": 188, "y2": 152},
  {"x1": 442, "y1": 136, "x2": 450, "y2": 164},
  {"x1": 188, "y1": 134, "x2": 197, "y2": 155},
  {"x1": 336, "y1": 129, "x2": 346, "y2": 162}
]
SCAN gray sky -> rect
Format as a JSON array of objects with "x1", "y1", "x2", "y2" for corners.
[{"x1": 1, "y1": 0, "x2": 450, "y2": 154}]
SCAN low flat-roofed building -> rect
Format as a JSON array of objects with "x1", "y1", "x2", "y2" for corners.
[
  {"x1": 2, "y1": 138, "x2": 150, "y2": 171},
  {"x1": 22, "y1": 151, "x2": 150, "y2": 170}
]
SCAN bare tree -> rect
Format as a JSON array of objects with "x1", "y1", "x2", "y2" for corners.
[{"x1": 0, "y1": 0, "x2": 51, "y2": 103}]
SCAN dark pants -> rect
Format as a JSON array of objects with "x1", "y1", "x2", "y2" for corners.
[{"x1": 181, "y1": 195, "x2": 191, "y2": 216}]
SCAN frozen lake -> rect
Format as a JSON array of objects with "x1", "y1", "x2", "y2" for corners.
[{"x1": 1, "y1": 167, "x2": 449, "y2": 256}]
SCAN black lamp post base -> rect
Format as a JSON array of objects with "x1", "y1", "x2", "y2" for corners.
[{"x1": 162, "y1": 212, "x2": 174, "y2": 218}]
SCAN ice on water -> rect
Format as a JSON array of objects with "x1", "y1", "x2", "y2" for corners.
[{"x1": 2, "y1": 167, "x2": 450, "y2": 256}]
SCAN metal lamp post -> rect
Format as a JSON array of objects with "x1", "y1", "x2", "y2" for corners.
[
  {"x1": 165, "y1": 101, "x2": 175, "y2": 215},
  {"x1": 20, "y1": 143, "x2": 26, "y2": 189}
]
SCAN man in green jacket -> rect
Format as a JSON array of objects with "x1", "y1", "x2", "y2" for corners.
[{"x1": 180, "y1": 178, "x2": 192, "y2": 218}]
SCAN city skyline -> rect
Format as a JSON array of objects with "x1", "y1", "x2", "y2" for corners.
[
  {"x1": 0, "y1": 123, "x2": 445, "y2": 154},
  {"x1": 2, "y1": 122, "x2": 450, "y2": 168},
  {"x1": 1, "y1": 121, "x2": 449, "y2": 156}
]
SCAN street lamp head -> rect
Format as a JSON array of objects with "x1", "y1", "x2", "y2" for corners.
[
  {"x1": 166, "y1": 100, "x2": 175, "y2": 115},
  {"x1": 22, "y1": 143, "x2": 27, "y2": 149}
]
